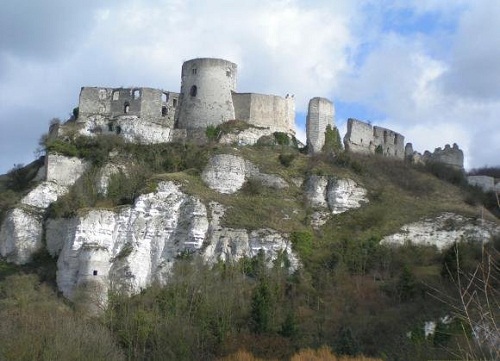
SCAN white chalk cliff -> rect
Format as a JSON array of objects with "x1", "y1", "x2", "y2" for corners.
[{"x1": 45, "y1": 181, "x2": 299, "y2": 303}]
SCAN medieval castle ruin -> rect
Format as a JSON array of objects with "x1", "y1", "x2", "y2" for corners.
[
  {"x1": 71, "y1": 58, "x2": 295, "y2": 143},
  {"x1": 53, "y1": 57, "x2": 464, "y2": 170}
]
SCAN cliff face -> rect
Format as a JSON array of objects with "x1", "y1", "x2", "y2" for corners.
[{"x1": 1, "y1": 149, "x2": 499, "y2": 310}]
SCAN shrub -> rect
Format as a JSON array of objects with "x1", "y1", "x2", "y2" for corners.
[
  {"x1": 290, "y1": 231, "x2": 313, "y2": 258},
  {"x1": 206, "y1": 125, "x2": 220, "y2": 142},
  {"x1": 423, "y1": 161, "x2": 466, "y2": 186},
  {"x1": 273, "y1": 132, "x2": 290, "y2": 146},
  {"x1": 278, "y1": 153, "x2": 296, "y2": 167},
  {"x1": 322, "y1": 125, "x2": 343, "y2": 154},
  {"x1": 5, "y1": 164, "x2": 33, "y2": 192}
]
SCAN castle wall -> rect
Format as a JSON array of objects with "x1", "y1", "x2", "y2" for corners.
[
  {"x1": 427, "y1": 144, "x2": 464, "y2": 169},
  {"x1": 344, "y1": 118, "x2": 404, "y2": 159},
  {"x1": 372, "y1": 126, "x2": 405, "y2": 158},
  {"x1": 78, "y1": 87, "x2": 179, "y2": 128},
  {"x1": 343, "y1": 118, "x2": 374, "y2": 155},
  {"x1": 306, "y1": 97, "x2": 334, "y2": 154},
  {"x1": 79, "y1": 87, "x2": 112, "y2": 119},
  {"x1": 232, "y1": 93, "x2": 295, "y2": 134},
  {"x1": 176, "y1": 58, "x2": 237, "y2": 129}
]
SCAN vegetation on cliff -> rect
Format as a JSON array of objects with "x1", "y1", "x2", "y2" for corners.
[{"x1": 0, "y1": 132, "x2": 499, "y2": 360}]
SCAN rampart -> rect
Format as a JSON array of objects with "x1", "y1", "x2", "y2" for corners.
[{"x1": 343, "y1": 118, "x2": 404, "y2": 159}]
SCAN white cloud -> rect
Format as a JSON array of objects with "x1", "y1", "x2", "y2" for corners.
[{"x1": 0, "y1": 0, "x2": 499, "y2": 173}]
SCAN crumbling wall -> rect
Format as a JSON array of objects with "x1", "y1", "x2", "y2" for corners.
[
  {"x1": 232, "y1": 93, "x2": 295, "y2": 134},
  {"x1": 78, "y1": 87, "x2": 113, "y2": 119},
  {"x1": 343, "y1": 118, "x2": 405, "y2": 159},
  {"x1": 424, "y1": 143, "x2": 464, "y2": 169},
  {"x1": 306, "y1": 97, "x2": 334, "y2": 154}
]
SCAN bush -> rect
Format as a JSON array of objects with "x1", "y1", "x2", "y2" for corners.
[
  {"x1": 278, "y1": 153, "x2": 296, "y2": 167},
  {"x1": 322, "y1": 125, "x2": 343, "y2": 154},
  {"x1": 273, "y1": 132, "x2": 290, "y2": 146},
  {"x1": 206, "y1": 125, "x2": 220, "y2": 142},
  {"x1": 5, "y1": 164, "x2": 33, "y2": 192},
  {"x1": 290, "y1": 231, "x2": 313, "y2": 258},
  {"x1": 424, "y1": 161, "x2": 466, "y2": 186}
]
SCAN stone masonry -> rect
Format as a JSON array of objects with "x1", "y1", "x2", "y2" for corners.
[
  {"x1": 306, "y1": 97, "x2": 334, "y2": 154},
  {"x1": 343, "y1": 118, "x2": 405, "y2": 159}
]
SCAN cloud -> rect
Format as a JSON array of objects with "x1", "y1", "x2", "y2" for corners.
[
  {"x1": 440, "y1": 1, "x2": 500, "y2": 99},
  {"x1": 0, "y1": 0, "x2": 499, "y2": 173}
]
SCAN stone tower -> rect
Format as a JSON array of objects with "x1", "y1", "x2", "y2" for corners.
[
  {"x1": 306, "y1": 97, "x2": 335, "y2": 154},
  {"x1": 176, "y1": 58, "x2": 237, "y2": 129}
]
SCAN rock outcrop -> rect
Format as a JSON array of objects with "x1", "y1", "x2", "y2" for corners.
[
  {"x1": 304, "y1": 175, "x2": 368, "y2": 227},
  {"x1": 0, "y1": 181, "x2": 69, "y2": 264},
  {"x1": 381, "y1": 212, "x2": 500, "y2": 249},
  {"x1": 45, "y1": 181, "x2": 298, "y2": 303},
  {"x1": 202, "y1": 154, "x2": 288, "y2": 194}
]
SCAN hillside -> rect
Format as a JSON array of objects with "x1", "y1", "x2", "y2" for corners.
[{"x1": 0, "y1": 132, "x2": 499, "y2": 361}]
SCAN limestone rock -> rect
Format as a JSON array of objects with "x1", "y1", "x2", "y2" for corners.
[
  {"x1": 304, "y1": 175, "x2": 368, "y2": 227},
  {"x1": 47, "y1": 182, "x2": 298, "y2": 304},
  {"x1": 0, "y1": 208, "x2": 44, "y2": 265},
  {"x1": 219, "y1": 127, "x2": 276, "y2": 146},
  {"x1": 326, "y1": 178, "x2": 368, "y2": 214},
  {"x1": 0, "y1": 181, "x2": 71, "y2": 264},
  {"x1": 202, "y1": 154, "x2": 288, "y2": 194},
  {"x1": 202, "y1": 154, "x2": 246, "y2": 194},
  {"x1": 381, "y1": 212, "x2": 500, "y2": 249},
  {"x1": 245, "y1": 160, "x2": 288, "y2": 190},
  {"x1": 45, "y1": 154, "x2": 89, "y2": 187}
]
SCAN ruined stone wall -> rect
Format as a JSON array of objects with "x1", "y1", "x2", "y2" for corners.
[
  {"x1": 343, "y1": 118, "x2": 375, "y2": 155},
  {"x1": 372, "y1": 126, "x2": 405, "y2": 158},
  {"x1": 425, "y1": 144, "x2": 464, "y2": 169},
  {"x1": 306, "y1": 97, "x2": 334, "y2": 154},
  {"x1": 78, "y1": 87, "x2": 113, "y2": 119},
  {"x1": 109, "y1": 88, "x2": 139, "y2": 117},
  {"x1": 176, "y1": 58, "x2": 237, "y2": 129},
  {"x1": 78, "y1": 87, "x2": 179, "y2": 128},
  {"x1": 343, "y1": 118, "x2": 404, "y2": 159},
  {"x1": 232, "y1": 93, "x2": 295, "y2": 134}
]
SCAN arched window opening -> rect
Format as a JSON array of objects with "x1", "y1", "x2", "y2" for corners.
[
  {"x1": 226, "y1": 69, "x2": 231, "y2": 77},
  {"x1": 162, "y1": 106, "x2": 167, "y2": 117},
  {"x1": 383, "y1": 130, "x2": 388, "y2": 143},
  {"x1": 108, "y1": 122, "x2": 114, "y2": 132},
  {"x1": 162, "y1": 93, "x2": 168, "y2": 103},
  {"x1": 112, "y1": 91, "x2": 119, "y2": 101},
  {"x1": 116, "y1": 125, "x2": 122, "y2": 135},
  {"x1": 394, "y1": 136, "x2": 398, "y2": 145},
  {"x1": 192, "y1": 68, "x2": 197, "y2": 75},
  {"x1": 132, "y1": 89, "x2": 140, "y2": 99},
  {"x1": 190, "y1": 85, "x2": 197, "y2": 97},
  {"x1": 124, "y1": 102, "x2": 130, "y2": 114},
  {"x1": 172, "y1": 99, "x2": 177, "y2": 108}
]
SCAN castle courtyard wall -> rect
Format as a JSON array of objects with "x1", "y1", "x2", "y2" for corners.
[{"x1": 232, "y1": 93, "x2": 295, "y2": 134}]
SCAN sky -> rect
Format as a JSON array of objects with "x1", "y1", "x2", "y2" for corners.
[{"x1": 1, "y1": 0, "x2": 499, "y2": 173}]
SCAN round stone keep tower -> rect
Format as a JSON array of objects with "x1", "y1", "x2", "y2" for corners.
[{"x1": 176, "y1": 58, "x2": 237, "y2": 129}]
